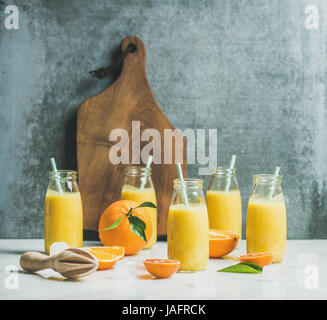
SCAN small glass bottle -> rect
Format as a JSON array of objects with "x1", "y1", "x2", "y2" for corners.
[
  {"x1": 121, "y1": 166, "x2": 157, "y2": 249},
  {"x1": 167, "y1": 179, "x2": 209, "y2": 271},
  {"x1": 206, "y1": 167, "x2": 242, "y2": 239},
  {"x1": 44, "y1": 171, "x2": 83, "y2": 255},
  {"x1": 246, "y1": 174, "x2": 287, "y2": 263}
]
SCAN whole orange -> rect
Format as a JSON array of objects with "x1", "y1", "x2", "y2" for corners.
[{"x1": 98, "y1": 200, "x2": 153, "y2": 255}]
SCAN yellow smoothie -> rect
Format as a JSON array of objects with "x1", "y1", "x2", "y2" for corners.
[
  {"x1": 121, "y1": 185, "x2": 157, "y2": 249},
  {"x1": 167, "y1": 203, "x2": 209, "y2": 271},
  {"x1": 44, "y1": 189, "x2": 83, "y2": 255},
  {"x1": 246, "y1": 197, "x2": 286, "y2": 263},
  {"x1": 206, "y1": 190, "x2": 242, "y2": 239}
]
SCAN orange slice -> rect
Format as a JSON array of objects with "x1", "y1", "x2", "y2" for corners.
[
  {"x1": 144, "y1": 259, "x2": 180, "y2": 278},
  {"x1": 240, "y1": 252, "x2": 273, "y2": 267},
  {"x1": 209, "y1": 229, "x2": 240, "y2": 258},
  {"x1": 84, "y1": 246, "x2": 125, "y2": 270}
]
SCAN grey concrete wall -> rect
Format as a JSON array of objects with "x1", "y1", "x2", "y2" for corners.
[{"x1": 0, "y1": 0, "x2": 326, "y2": 239}]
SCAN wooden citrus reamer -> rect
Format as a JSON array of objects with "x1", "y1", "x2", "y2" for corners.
[{"x1": 20, "y1": 248, "x2": 98, "y2": 279}]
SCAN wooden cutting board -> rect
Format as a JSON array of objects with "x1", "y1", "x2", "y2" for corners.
[{"x1": 77, "y1": 36, "x2": 187, "y2": 236}]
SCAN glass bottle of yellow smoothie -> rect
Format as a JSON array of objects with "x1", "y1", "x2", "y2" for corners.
[
  {"x1": 44, "y1": 171, "x2": 83, "y2": 255},
  {"x1": 246, "y1": 174, "x2": 287, "y2": 263},
  {"x1": 121, "y1": 166, "x2": 157, "y2": 249},
  {"x1": 168, "y1": 179, "x2": 209, "y2": 271},
  {"x1": 206, "y1": 167, "x2": 242, "y2": 240}
]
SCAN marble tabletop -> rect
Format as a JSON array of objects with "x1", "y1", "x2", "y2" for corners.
[{"x1": 0, "y1": 239, "x2": 326, "y2": 300}]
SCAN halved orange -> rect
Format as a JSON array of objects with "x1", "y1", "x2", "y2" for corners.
[
  {"x1": 240, "y1": 252, "x2": 273, "y2": 267},
  {"x1": 144, "y1": 259, "x2": 180, "y2": 278},
  {"x1": 84, "y1": 246, "x2": 125, "y2": 270},
  {"x1": 209, "y1": 229, "x2": 240, "y2": 258}
]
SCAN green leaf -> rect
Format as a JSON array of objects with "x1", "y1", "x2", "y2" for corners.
[
  {"x1": 217, "y1": 263, "x2": 263, "y2": 274},
  {"x1": 101, "y1": 215, "x2": 123, "y2": 231},
  {"x1": 241, "y1": 262, "x2": 263, "y2": 272},
  {"x1": 136, "y1": 202, "x2": 157, "y2": 209},
  {"x1": 128, "y1": 216, "x2": 147, "y2": 242}
]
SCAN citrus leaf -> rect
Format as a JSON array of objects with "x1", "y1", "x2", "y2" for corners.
[
  {"x1": 136, "y1": 202, "x2": 157, "y2": 209},
  {"x1": 217, "y1": 262, "x2": 263, "y2": 274},
  {"x1": 128, "y1": 216, "x2": 147, "y2": 242},
  {"x1": 101, "y1": 215, "x2": 123, "y2": 231},
  {"x1": 240, "y1": 262, "x2": 263, "y2": 272}
]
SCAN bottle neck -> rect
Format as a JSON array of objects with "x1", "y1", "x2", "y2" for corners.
[
  {"x1": 124, "y1": 166, "x2": 153, "y2": 189},
  {"x1": 251, "y1": 175, "x2": 283, "y2": 201},
  {"x1": 208, "y1": 167, "x2": 239, "y2": 192},
  {"x1": 48, "y1": 170, "x2": 79, "y2": 193},
  {"x1": 171, "y1": 178, "x2": 205, "y2": 206}
]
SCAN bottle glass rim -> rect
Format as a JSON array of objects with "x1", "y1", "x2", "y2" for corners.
[
  {"x1": 212, "y1": 167, "x2": 236, "y2": 176},
  {"x1": 125, "y1": 166, "x2": 152, "y2": 176},
  {"x1": 253, "y1": 174, "x2": 282, "y2": 185},
  {"x1": 49, "y1": 170, "x2": 78, "y2": 181},
  {"x1": 173, "y1": 178, "x2": 203, "y2": 189}
]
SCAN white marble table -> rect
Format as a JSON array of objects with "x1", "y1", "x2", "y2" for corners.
[{"x1": 0, "y1": 239, "x2": 326, "y2": 300}]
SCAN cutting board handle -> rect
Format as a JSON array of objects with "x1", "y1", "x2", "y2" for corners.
[{"x1": 120, "y1": 36, "x2": 146, "y2": 71}]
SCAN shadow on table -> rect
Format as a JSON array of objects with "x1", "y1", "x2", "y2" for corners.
[
  {"x1": 138, "y1": 274, "x2": 155, "y2": 280},
  {"x1": 0, "y1": 249, "x2": 27, "y2": 255}
]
